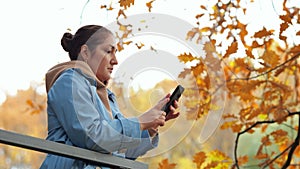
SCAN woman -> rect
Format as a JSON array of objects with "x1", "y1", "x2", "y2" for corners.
[{"x1": 40, "y1": 25, "x2": 180, "y2": 169}]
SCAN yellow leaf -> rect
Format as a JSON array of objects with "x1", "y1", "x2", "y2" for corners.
[
  {"x1": 203, "y1": 161, "x2": 218, "y2": 169},
  {"x1": 258, "y1": 114, "x2": 268, "y2": 120},
  {"x1": 207, "y1": 150, "x2": 232, "y2": 164}
]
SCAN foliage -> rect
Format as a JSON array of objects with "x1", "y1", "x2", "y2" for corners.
[
  {"x1": 0, "y1": 86, "x2": 47, "y2": 169},
  {"x1": 100, "y1": 0, "x2": 300, "y2": 168}
]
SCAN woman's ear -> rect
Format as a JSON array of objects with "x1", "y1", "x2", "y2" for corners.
[{"x1": 79, "y1": 44, "x2": 90, "y2": 62}]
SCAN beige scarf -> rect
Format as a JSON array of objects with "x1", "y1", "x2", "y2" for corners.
[{"x1": 45, "y1": 60, "x2": 112, "y2": 114}]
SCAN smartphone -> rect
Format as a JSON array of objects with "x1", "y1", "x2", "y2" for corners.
[{"x1": 161, "y1": 85, "x2": 185, "y2": 115}]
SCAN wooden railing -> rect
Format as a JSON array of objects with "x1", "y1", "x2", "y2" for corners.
[{"x1": 0, "y1": 129, "x2": 148, "y2": 169}]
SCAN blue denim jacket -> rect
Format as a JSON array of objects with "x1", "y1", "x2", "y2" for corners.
[{"x1": 40, "y1": 68, "x2": 158, "y2": 169}]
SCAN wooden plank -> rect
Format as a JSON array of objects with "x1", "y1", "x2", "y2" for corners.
[{"x1": 0, "y1": 129, "x2": 148, "y2": 169}]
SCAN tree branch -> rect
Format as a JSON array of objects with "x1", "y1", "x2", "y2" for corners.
[
  {"x1": 229, "y1": 52, "x2": 300, "y2": 81},
  {"x1": 281, "y1": 112, "x2": 300, "y2": 168},
  {"x1": 233, "y1": 111, "x2": 300, "y2": 168}
]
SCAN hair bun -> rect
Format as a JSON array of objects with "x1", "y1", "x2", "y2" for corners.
[{"x1": 61, "y1": 32, "x2": 74, "y2": 52}]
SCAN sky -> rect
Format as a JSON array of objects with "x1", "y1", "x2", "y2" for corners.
[
  {"x1": 0, "y1": 0, "x2": 202, "y2": 104},
  {"x1": 0, "y1": 0, "x2": 298, "y2": 104}
]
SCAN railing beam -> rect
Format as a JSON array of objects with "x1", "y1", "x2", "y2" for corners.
[{"x1": 0, "y1": 129, "x2": 148, "y2": 169}]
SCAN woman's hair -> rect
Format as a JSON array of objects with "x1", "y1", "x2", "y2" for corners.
[{"x1": 61, "y1": 25, "x2": 113, "y2": 60}]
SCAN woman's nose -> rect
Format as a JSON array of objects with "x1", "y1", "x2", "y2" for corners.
[{"x1": 111, "y1": 53, "x2": 118, "y2": 65}]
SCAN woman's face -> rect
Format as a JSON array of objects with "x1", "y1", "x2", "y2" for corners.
[{"x1": 86, "y1": 34, "x2": 118, "y2": 83}]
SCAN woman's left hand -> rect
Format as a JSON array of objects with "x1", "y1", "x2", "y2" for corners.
[{"x1": 164, "y1": 94, "x2": 180, "y2": 121}]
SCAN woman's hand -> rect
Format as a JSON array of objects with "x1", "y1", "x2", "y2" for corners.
[
  {"x1": 138, "y1": 97, "x2": 169, "y2": 130},
  {"x1": 165, "y1": 99, "x2": 180, "y2": 121},
  {"x1": 162, "y1": 93, "x2": 180, "y2": 121}
]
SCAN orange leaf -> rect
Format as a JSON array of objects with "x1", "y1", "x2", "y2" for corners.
[
  {"x1": 289, "y1": 45, "x2": 300, "y2": 54},
  {"x1": 178, "y1": 52, "x2": 198, "y2": 63},
  {"x1": 135, "y1": 42, "x2": 144, "y2": 49},
  {"x1": 261, "y1": 124, "x2": 268, "y2": 133},
  {"x1": 117, "y1": 42, "x2": 124, "y2": 51},
  {"x1": 186, "y1": 27, "x2": 199, "y2": 41},
  {"x1": 191, "y1": 62, "x2": 205, "y2": 76},
  {"x1": 200, "y1": 5, "x2": 207, "y2": 10},
  {"x1": 117, "y1": 9, "x2": 127, "y2": 19},
  {"x1": 280, "y1": 14, "x2": 292, "y2": 24},
  {"x1": 245, "y1": 48, "x2": 255, "y2": 59},
  {"x1": 237, "y1": 21, "x2": 248, "y2": 43},
  {"x1": 146, "y1": 0, "x2": 155, "y2": 12},
  {"x1": 295, "y1": 146, "x2": 300, "y2": 157},
  {"x1": 119, "y1": 0, "x2": 134, "y2": 9},
  {"x1": 253, "y1": 27, "x2": 273, "y2": 38},
  {"x1": 193, "y1": 152, "x2": 206, "y2": 168},
  {"x1": 221, "y1": 121, "x2": 243, "y2": 132},
  {"x1": 260, "y1": 49, "x2": 280, "y2": 67},
  {"x1": 204, "y1": 161, "x2": 218, "y2": 169},
  {"x1": 100, "y1": 5, "x2": 107, "y2": 9},
  {"x1": 224, "y1": 41, "x2": 238, "y2": 58},
  {"x1": 261, "y1": 135, "x2": 272, "y2": 146},
  {"x1": 280, "y1": 22, "x2": 289, "y2": 34},
  {"x1": 238, "y1": 155, "x2": 248, "y2": 166},
  {"x1": 26, "y1": 99, "x2": 34, "y2": 108},
  {"x1": 251, "y1": 41, "x2": 263, "y2": 48},
  {"x1": 158, "y1": 159, "x2": 176, "y2": 169},
  {"x1": 196, "y1": 14, "x2": 204, "y2": 19},
  {"x1": 270, "y1": 129, "x2": 288, "y2": 145}
]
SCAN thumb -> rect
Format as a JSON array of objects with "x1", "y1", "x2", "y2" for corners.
[{"x1": 157, "y1": 97, "x2": 169, "y2": 110}]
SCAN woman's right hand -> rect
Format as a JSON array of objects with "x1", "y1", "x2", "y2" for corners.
[{"x1": 138, "y1": 97, "x2": 170, "y2": 130}]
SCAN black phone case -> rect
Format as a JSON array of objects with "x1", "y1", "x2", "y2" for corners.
[{"x1": 161, "y1": 85, "x2": 185, "y2": 115}]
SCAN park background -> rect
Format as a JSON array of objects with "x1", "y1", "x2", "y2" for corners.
[{"x1": 0, "y1": 0, "x2": 300, "y2": 168}]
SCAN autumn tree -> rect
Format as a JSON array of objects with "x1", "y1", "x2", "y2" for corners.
[
  {"x1": 98, "y1": 0, "x2": 300, "y2": 168},
  {"x1": 0, "y1": 85, "x2": 47, "y2": 169}
]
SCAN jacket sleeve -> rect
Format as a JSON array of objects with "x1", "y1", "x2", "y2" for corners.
[
  {"x1": 47, "y1": 69, "x2": 142, "y2": 153},
  {"x1": 125, "y1": 130, "x2": 159, "y2": 160}
]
